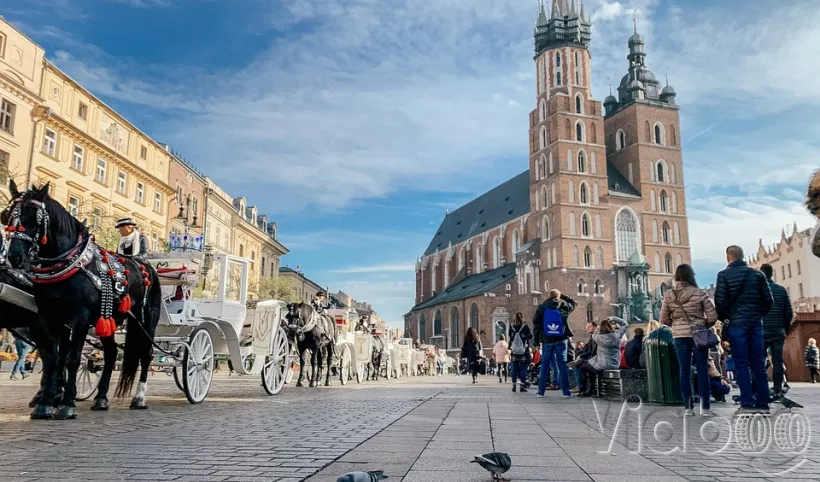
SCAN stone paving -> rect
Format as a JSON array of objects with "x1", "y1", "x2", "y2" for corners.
[{"x1": 0, "y1": 372, "x2": 818, "y2": 481}]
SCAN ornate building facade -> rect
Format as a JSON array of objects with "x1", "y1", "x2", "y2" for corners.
[{"x1": 408, "y1": 1, "x2": 691, "y2": 351}]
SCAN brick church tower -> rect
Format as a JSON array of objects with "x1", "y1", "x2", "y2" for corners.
[{"x1": 529, "y1": 0, "x2": 613, "y2": 326}]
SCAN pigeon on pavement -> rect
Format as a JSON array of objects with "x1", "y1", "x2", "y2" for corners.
[
  {"x1": 337, "y1": 471, "x2": 388, "y2": 482},
  {"x1": 471, "y1": 452, "x2": 512, "y2": 481},
  {"x1": 780, "y1": 396, "x2": 804, "y2": 410}
]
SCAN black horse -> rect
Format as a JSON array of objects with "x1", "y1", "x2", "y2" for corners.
[
  {"x1": 5, "y1": 181, "x2": 162, "y2": 419},
  {"x1": 284, "y1": 302, "x2": 336, "y2": 387},
  {"x1": 369, "y1": 333, "x2": 387, "y2": 381}
]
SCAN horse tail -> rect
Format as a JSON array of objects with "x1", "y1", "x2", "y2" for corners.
[{"x1": 115, "y1": 265, "x2": 160, "y2": 398}]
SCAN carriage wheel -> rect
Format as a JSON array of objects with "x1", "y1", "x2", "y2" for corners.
[
  {"x1": 262, "y1": 326, "x2": 290, "y2": 395},
  {"x1": 172, "y1": 367, "x2": 184, "y2": 392},
  {"x1": 182, "y1": 328, "x2": 214, "y2": 404},
  {"x1": 355, "y1": 363, "x2": 364, "y2": 384},
  {"x1": 285, "y1": 345, "x2": 298, "y2": 384},
  {"x1": 339, "y1": 346, "x2": 352, "y2": 386},
  {"x1": 75, "y1": 354, "x2": 100, "y2": 401}
]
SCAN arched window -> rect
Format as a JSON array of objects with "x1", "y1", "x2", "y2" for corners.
[
  {"x1": 652, "y1": 220, "x2": 659, "y2": 243},
  {"x1": 557, "y1": 72, "x2": 562, "y2": 86},
  {"x1": 539, "y1": 155, "x2": 546, "y2": 179},
  {"x1": 419, "y1": 313, "x2": 427, "y2": 342},
  {"x1": 586, "y1": 304, "x2": 594, "y2": 322},
  {"x1": 662, "y1": 221, "x2": 671, "y2": 244},
  {"x1": 590, "y1": 123, "x2": 597, "y2": 143},
  {"x1": 549, "y1": 152, "x2": 554, "y2": 174},
  {"x1": 615, "y1": 208, "x2": 639, "y2": 262},
  {"x1": 617, "y1": 129, "x2": 626, "y2": 150},
  {"x1": 569, "y1": 212, "x2": 577, "y2": 236},
  {"x1": 595, "y1": 214, "x2": 602, "y2": 238},
  {"x1": 512, "y1": 229, "x2": 520, "y2": 254},
  {"x1": 573, "y1": 245, "x2": 580, "y2": 267},
  {"x1": 542, "y1": 186, "x2": 548, "y2": 209},
  {"x1": 576, "y1": 121, "x2": 584, "y2": 142},
  {"x1": 584, "y1": 246, "x2": 592, "y2": 267},
  {"x1": 597, "y1": 247, "x2": 604, "y2": 268},
  {"x1": 556, "y1": 52, "x2": 561, "y2": 67},
  {"x1": 577, "y1": 151, "x2": 586, "y2": 173},
  {"x1": 660, "y1": 190, "x2": 669, "y2": 213},
  {"x1": 539, "y1": 99, "x2": 546, "y2": 122},
  {"x1": 594, "y1": 279, "x2": 603, "y2": 294},
  {"x1": 650, "y1": 189, "x2": 657, "y2": 211},
  {"x1": 673, "y1": 222, "x2": 681, "y2": 245},
  {"x1": 469, "y1": 303, "x2": 479, "y2": 330},
  {"x1": 450, "y1": 307, "x2": 460, "y2": 348},
  {"x1": 654, "y1": 123, "x2": 664, "y2": 145},
  {"x1": 575, "y1": 94, "x2": 583, "y2": 114},
  {"x1": 581, "y1": 213, "x2": 591, "y2": 237},
  {"x1": 593, "y1": 183, "x2": 599, "y2": 205},
  {"x1": 542, "y1": 215, "x2": 550, "y2": 240},
  {"x1": 654, "y1": 252, "x2": 661, "y2": 272},
  {"x1": 665, "y1": 253, "x2": 673, "y2": 273},
  {"x1": 492, "y1": 237, "x2": 501, "y2": 268},
  {"x1": 434, "y1": 310, "x2": 442, "y2": 337},
  {"x1": 671, "y1": 191, "x2": 678, "y2": 214},
  {"x1": 656, "y1": 161, "x2": 666, "y2": 182},
  {"x1": 645, "y1": 121, "x2": 651, "y2": 142},
  {"x1": 568, "y1": 181, "x2": 575, "y2": 203},
  {"x1": 578, "y1": 277, "x2": 586, "y2": 293},
  {"x1": 579, "y1": 182, "x2": 589, "y2": 205},
  {"x1": 540, "y1": 126, "x2": 547, "y2": 149},
  {"x1": 552, "y1": 247, "x2": 557, "y2": 268}
]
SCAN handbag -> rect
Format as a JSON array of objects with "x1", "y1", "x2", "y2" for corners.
[{"x1": 672, "y1": 292, "x2": 719, "y2": 349}]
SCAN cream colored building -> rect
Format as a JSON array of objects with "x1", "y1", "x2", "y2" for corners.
[
  {"x1": 749, "y1": 222, "x2": 820, "y2": 310},
  {"x1": 0, "y1": 19, "x2": 45, "y2": 200},
  {"x1": 204, "y1": 178, "x2": 234, "y2": 255}
]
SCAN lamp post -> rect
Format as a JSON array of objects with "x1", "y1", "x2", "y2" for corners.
[{"x1": 175, "y1": 192, "x2": 200, "y2": 253}]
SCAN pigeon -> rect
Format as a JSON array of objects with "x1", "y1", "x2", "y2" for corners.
[
  {"x1": 471, "y1": 452, "x2": 512, "y2": 481},
  {"x1": 780, "y1": 396, "x2": 804, "y2": 410},
  {"x1": 336, "y1": 471, "x2": 388, "y2": 482}
]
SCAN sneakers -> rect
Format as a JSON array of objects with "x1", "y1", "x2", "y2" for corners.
[
  {"x1": 9, "y1": 374, "x2": 18, "y2": 381},
  {"x1": 700, "y1": 409, "x2": 718, "y2": 417},
  {"x1": 536, "y1": 393, "x2": 544, "y2": 398},
  {"x1": 21, "y1": 372, "x2": 29, "y2": 380},
  {"x1": 520, "y1": 387, "x2": 528, "y2": 393},
  {"x1": 685, "y1": 409, "x2": 695, "y2": 416},
  {"x1": 498, "y1": 378, "x2": 503, "y2": 384},
  {"x1": 563, "y1": 393, "x2": 575, "y2": 398}
]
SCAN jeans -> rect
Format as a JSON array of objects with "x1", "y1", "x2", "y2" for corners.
[
  {"x1": 573, "y1": 366, "x2": 581, "y2": 388},
  {"x1": 538, "y1": 342, "x2": 571, "y2": 396},
  {"x1": 726, "y1": 323, "x2": 769, "y2": 409},
  {"x1": 673, "y1": 337, "x2": 710, "y2": 410},
  {"x1": 763, "y1": 337, "x2": 785, "y2": 394},
  {"x1": 511, "y1": 361, "x2": 528, "y2": 385},
  {"x1": 11, "y1": 341, "x2": 31, "y2": 376}
]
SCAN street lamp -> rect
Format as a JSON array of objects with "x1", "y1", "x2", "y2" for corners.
[{"x1": 174, "y1": 192, "x2": 200, "y2": 252}]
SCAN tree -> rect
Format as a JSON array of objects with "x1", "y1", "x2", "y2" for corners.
[{"x1": 256, "y1": 275, "x2": 298, "y2": 303}]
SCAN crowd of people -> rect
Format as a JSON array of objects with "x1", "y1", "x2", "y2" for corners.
[
  {"x1": 0, "y1": 328, "x2": 35, "y2": 379},
  {"x1": 459, "y1": 244, "x2": 817, "y2": 416}
]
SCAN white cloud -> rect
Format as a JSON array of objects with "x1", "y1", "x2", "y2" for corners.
[{"x1": 592, "y1": 2, "x2": 624, "y2": 22}]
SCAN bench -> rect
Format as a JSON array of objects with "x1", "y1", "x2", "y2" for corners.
[{"x1": 597, "y1": 369, "x2": 648, "y2": 402}]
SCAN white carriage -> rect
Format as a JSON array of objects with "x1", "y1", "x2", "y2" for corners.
[
  {"x1": 395, "y1": 338, "x2": 413, "y2": 377},
  {"x1": 77, "y1": 233, "x2": 291, "y2": 404}
]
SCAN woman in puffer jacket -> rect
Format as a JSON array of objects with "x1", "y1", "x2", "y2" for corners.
[
  {"x1": 660, "y1": 263, "x2": 719, "y2": 417},
  {"x1": 578, "y1": 316, "x2": 629, "y2": 397}
]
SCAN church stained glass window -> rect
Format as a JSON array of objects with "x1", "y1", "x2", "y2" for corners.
[{"x1": 616, "y1": 209, "x2": 639, "y2": 262}]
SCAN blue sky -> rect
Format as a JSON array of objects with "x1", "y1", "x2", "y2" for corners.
[{"x1": 4, "y1": 0, "x2": 818, "y2": 326}]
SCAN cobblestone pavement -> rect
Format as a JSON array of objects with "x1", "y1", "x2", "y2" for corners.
[{"x1": 1, "y1": 373, "x2": 818, "y2": 481}]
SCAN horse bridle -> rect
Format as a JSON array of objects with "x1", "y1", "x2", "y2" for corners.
[{"x1": 4, "y1": 196, "x2": 50, "y2": 260}]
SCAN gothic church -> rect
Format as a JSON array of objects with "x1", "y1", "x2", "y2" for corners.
[{"x1": 407, "y1": 1, "x2": 691, "y2": 352}]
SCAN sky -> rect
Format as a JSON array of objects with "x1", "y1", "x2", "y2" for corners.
[{"x1": 3, "y1": 0, "x2": 818, "y2": 327}]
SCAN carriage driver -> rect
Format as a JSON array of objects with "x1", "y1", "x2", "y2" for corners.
[
  {"x1": 115, "y1": 218, "x2": 149, "y2": 258},
  {"x1": 311, "y1": 291, "x2": 327, "y2": 315}
]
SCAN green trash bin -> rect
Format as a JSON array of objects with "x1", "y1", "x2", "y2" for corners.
[{"x1": 645, "y1": 325, "x2": 682, "y2": 404}]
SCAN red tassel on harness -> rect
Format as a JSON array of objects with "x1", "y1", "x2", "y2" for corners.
[
  {"x1": 124, "y1": 269, "x2": 130, "y2": 276},
  {"x1": 119, "y1": 294, "x2": 132, "y2": 313},
  {"x1": 142, "y1": 271, "x2": 149, "y2": 278},
  {"x1": 17, "y1": 226, "x2": 25, "y2": 232},
  {"x1": 95, "y1": 316, "x2": 115, "y2": 338},
  {"x1": 144, "y1": 280, "x2": 151, "y2": 287},
  {"x1": 5, "y1": 226, "x2": 13, "y2": 232},
  {"x1": 102, "y1": 256, "x2": 109, "y2": 263},
  {"x1": 118, "y1": 257, "x2": 125, "y2": 263},
  {"x1": 40, "y1": 235, "x2": 48, "y2": 244}
]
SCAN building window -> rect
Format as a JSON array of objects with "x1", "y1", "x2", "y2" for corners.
[
  {"x1": 615, "y1": 209, "x2": 639, "y2": 262},
  {"x1": 0, "y1": 98, "x2": 15, "y2": 133},
  {"x1": 578, "y1": 151, "x2": 586, "y2": 173},
  {"x1": 556, "y1": 52, "x2": 561, "y2": 67},
  {"x1": 239, "y1": 244, "x2": 244, "y2": 257},
  {"x1": 578, "y1": 278, "x2": 586, "y2": 294},
  {"x1": 542, "y1": 216, "x2": 550, "y2": 240},
  {"x1": 617, "y1": 130, "x2": 625, "y2": 150},
  {"x1": 72, "y1": 145, "x2": 84, "y2": 171},
  {"x1": 581, "y1": 213, "x2": 591, "y2": 237},
  {"x1": 654, "y1": 123, "x2": 664, "y2": 145},
  {"x1": 665, "y1": 253, "x2": 673, "y2": 273},
  {"x1": 92, "y1": 206, "x2": 102, "y2": 228},
  {"x1": 192, "y1": 197, "x2": 199, "y2": 217},
  {"x1": 140, "y1": 145, "x2": 148, "y2": 160},
  {"x1": 576, "y1": 122, "x2": 584, "y2": 142},
  {"x1": 68, "y1": 196, "x2": 80, "y2": 217},
  {"x1": 512, "y1": 230, "x2": 520, "y2": 255},
  {"x1": 556, "y1": 72, "x2": 562, "y2": 86},
  {"x1": 539, "y1": 99, "x2": 546, "y2": 122},
  {"x1": 597, "y1": 247, "x2": 604, "y2": 268},
  {"x1": 579, "y1": 183, "x2": 589, "y2": 205},
  {"x1": 261, "y1": 257, "x2": 267, "y2": 276},
  {"x1": 0, "y1": 149, "x2": 8, "y2": 169},
  {"x1": 136, "y1": 182, "x2": 145, "y2": 204},
  {"x1": 594, "y1": 279, "x2": 603, "y2": 294},
  {"x1": 575, "y1": 94, "x2": 582, "y2": 114},
  {"x1": 782, "y1": 266, "x2": 786, "y2": 280},
  {"x1": 569, "y1": 212, "x2": 576, "y2": 235},
  {"x1": 450, "y1": 307, "x2": 460, "y2": 348},
  {"x1": 799, "y1": 283, "x2": 804, "y2": 298},
  {"x1": 215, "y1": 227, "x2": 221, "y2": 246},
  {"x1": 797, "y1": 260, "x2": 801, "y2": 275},
  {"x1": 117, "y1": 171, "x2": 127, "y2": 194},
  {"x1": 660, "y1": 191, "x2": 668, "y2": 213},
  {"x1": 469, "y1": 303, "x2": 479, "y2": 330},
  {"x1": 433, "y1": 310, "x2": 442, "y2": 337},
  {"x1": 96, "y1": 159, "x2": 107, "y2": 184},
  {"x1": 788, "y1": 264, "x2": 792, "y2": 278},
  {"x1": 540, "y1": 126, "x2": 547, "y2": 149},
  {"x1": 78, "y1": 102, "x2": 88, "y2": 120},
  {"x1": 152, "y1": 233, "x2": 159, "y2": 252},
  {"x1": 43, "y1": 128, "x2": 57, "y2": 157},
  {"x1": 583, "y1": 247, "x2": 592, "y2": 267},
  {"x1": 662, "y1": 222, "x2": 671, "y2": 244},
  {"x1": 154, "y1": 192, "x2": 162, "y2": 213},
  {"x1": 586, "y1": 304, "x2": 594, "y2": 322},
  {"x1": 656, "y1": 161, "x2": 666, "y2": 182}
]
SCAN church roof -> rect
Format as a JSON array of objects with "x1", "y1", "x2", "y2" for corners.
[
  {"x1": 412, "y1": 263, "x2": 516, "y2": 311},
  {"x1": 606, "y1": 161, "x2": 641, "y2": 198},
  {"x1": 423, "y1": 171, "x2": 530, "y2": 256}
]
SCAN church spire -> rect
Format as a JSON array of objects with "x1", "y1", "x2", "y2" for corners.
[{"x1": 537, "y1": 0, "x2": 548, "y2": 26}]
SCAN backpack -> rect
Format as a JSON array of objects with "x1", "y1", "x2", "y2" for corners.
[
  {"x1": 542, "y1": 304, "x2": 564, "y2": 338},
  {"x1": 510, "y1": 328, "x2": 526, "y2": 355}
]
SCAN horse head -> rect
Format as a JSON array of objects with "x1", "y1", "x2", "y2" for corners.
[
  {"x1": 5, "y1": 180, "x2": 84, "y2": 270},
  {"x1": 284, "y1": 302, "x2": 318, "y2": 341}
]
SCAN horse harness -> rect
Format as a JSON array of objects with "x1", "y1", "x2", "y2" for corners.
[{"x1": 4, "y1": 196, "x2": 153, "y2": 338}]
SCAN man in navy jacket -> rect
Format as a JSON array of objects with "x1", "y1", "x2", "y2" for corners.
[
  {"x1": 714, "y1": 245, "x2": 773, "y2": 413},
  {"x1": 759, "y1": 264, "x2": 793, "y2": 399}
]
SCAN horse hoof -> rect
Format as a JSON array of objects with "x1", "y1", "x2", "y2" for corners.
[
  {"x1": 30, "y1": 405, "x2": 53, "y2": 420},
  {"x1": 309, "y1": 381, "x2": 317, "y2": 388},
  {"x1": 52, "y1": 405, "x2": 77, "y2": 420},
  {"x1": 325, "y1": 381, "x2": 331, "y2": 387},
  {"x1": 296, "y1": 381, "x2": 304, "y2": 387},
  {"x1": 91, "y1": 399, "x2": 109, "y2": 411},
  {"x1": 129, "y1": 398, "x2": 148, "y2": 410}
]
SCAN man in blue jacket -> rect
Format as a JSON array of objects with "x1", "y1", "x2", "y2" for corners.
[
  {"x1": 714, "y1": 245, "x2": 774, "y2": 414},
  {"x1": 759, "y1": 264, "x2": 793, "y2": 400},
  {"x1": 532, "y1": 289, "x2": 576, "y2": 398}
]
